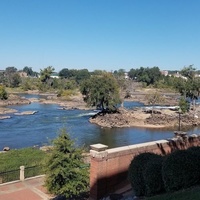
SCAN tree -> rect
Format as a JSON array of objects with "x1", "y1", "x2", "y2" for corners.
[
  {"x1": 10, "y1": 73, "x2": 21, "y2": 87},
  {"x1": 75, "y1": 69, "x2": 90, "y2": 83},
  {"x1": 180, "y1": 65, "x2": 196, "y2": 79},
  {"x1": 4, "y1": 67, "x2": 21, "y2": 87},
  {"x1": 91, "y1": 70, "x2": 106, "y2": 76},
  {"x1": 59, "y1": 68, "x2": 72, "y2": 79},
  {"x1": 80, "y1": 73, "x2": 121, "y2": 110},
  {"x1": 23, "y1": 66, "x2": 34, "y2": 76},
  {"x1": 0, "y1": 85, "x2": 8, "y2": 100},
  {"x1": 175, "y1": 66, "x2": 200, "y2": 111},
  {"x1": 128, "y1": 67, "x2": 162, "y2": 85},
  {"x1": 146, "y1": 91, "x2": 165, "y2": 116},
  {"x1": 113, "y1": 69, "x2": 125, "y2": 77},
  {"x1": 45, "y1": 129, "x2": 89, "y2": 199},
  {"x1": 40, "y1": 66, "x2": 55, "y2": 83},
  {"x1": 179, "y1": 96, "x2": 190, "y2": 113}
]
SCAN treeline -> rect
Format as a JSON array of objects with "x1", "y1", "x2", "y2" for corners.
[{"x1": 1, "y1": 65, "x2": 200, "y2": 114}]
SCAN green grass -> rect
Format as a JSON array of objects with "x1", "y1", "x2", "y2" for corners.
[
  {"x1": 147, "y1": 186, "x2": 200, "y2": 200},
  {"x1": 0, "y1": 147, "x2": 46, "y2": 171},
  {"x1": 0, "y1": 147, "x2": 47, "y2": 183}
]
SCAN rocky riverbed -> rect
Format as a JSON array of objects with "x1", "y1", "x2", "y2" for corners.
[
  {"x1": 1, "y1": 90, "x2": 200, "y2": 129},
  {"x1": 90, "y1": 107, "x2": 200, "y2": 128}
]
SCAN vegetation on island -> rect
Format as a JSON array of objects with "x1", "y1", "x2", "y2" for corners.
[{"x1": 80, "y1": 72, "x2": 121, "y2": 111}]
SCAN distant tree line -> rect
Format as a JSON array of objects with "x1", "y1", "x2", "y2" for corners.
[{"x1": 1, "y1": 65, "x2": 200, "y2": 114}]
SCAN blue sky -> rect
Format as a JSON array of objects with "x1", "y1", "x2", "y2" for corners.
[{"x1": 0, "y1": 0, "x2": 200, "y2": 72}]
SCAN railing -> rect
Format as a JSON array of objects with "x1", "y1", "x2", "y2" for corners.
[
  {"x1": 0, "y1": 169, "x2": 19, "y2": 183},
  {"x1": 0, "y1": 165, "x2": 44, "y2": 184},
  {"x1": 25, "y1": 165, "x2": 44, "y2": 179},
  {"x1": 0, "y1": 163, "x2": 89, "y2": 184}
]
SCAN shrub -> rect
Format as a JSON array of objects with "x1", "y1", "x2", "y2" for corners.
[
  {"x1": 162, "y1": 149, "x2": 200, "y2": 192},
  {"x1": 144, "y1": 155, "x2": 165, "y2": 196},
  {"x1": 128, "y1": 152, "x2": 161, "y2": 196},
  {"x1": 0, "y1": 85, "x2": 8, "y2": 100},
  {"x1": 44, "y1": 128, "x2": 89, "y2": 199}
]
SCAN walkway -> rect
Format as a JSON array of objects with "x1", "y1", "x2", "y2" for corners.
[{"x1": 0, "y1": 176, "x2": 53, "y2": 200}]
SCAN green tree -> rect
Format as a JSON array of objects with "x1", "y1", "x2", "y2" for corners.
[
  {"x1": 23, "y1": 66, "x2": 34, "y2": 76},
  {"x1": 175, "y1": 66, "x2": 200, "y2": 111},
  {"x1": 40, "y1": 66, "x2": 55, "y2": 83},
  {"x1": 4, "y1": 67, "x2": 21, "y2": 87},
  {"x1": 59, "y1": 68, "x2": 72, "y2": 79},
  {"x1": 75, "y1": 69, "x2": 90, "y2": 84},
  {"x1": 91, "y1": 70, "x2": 106, "y2": 76},
  {"x1": 45, "y1": 129, "x2": 89, "y2": 199},
  {"x1": 146, "y1": 91, "x2": 165, "y2": 116},
  {"x1": 180, "y1": 65, "x2": 196, "y2": 79},
  {"x1": 0, "y1": 85, "x2": 8, "y2": 100},
  {"x1": 10, "y1": 73, "x2": 21, "y2": 87},
  {"x1": 179, "y1": 96, "x2": 190, "y2": 113},
  {"x1": 113, "y1": 69, "x2": 125, "y2": 77},
  {"x1": 80, "y1": 73, "x2": 121, "y2": 110},
  {"x1": 128, "y1": 67, "x2": 161, "y2": 85}
]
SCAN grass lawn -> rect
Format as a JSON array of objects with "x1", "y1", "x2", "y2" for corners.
[
  {"x1": 147, "y1": 186, "x2": 200, "y2": 200},
  {"x1": 0, "y1": 147, "x2": 47, "y2": 183},
  {"x1": 0, "y1": 147, "x2": 46, "y2": 171}
]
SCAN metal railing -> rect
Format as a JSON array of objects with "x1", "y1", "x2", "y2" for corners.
[
  {"x1": 0, "y1": 169, "x2": 19, "y2": 183},
  {"x1": 0, "y1": 165, "x2": 43, "y2": 184},
  {"x1": 25, "y1": 165, "x2": 44, "y2": 178}
]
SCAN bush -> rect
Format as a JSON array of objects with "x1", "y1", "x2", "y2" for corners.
[
  {"x1": 144, "y1": 156, "x2": 165, "y2": 196},
  {"x1": 44, "y1": 129, "x2": 89, "y2": 199},
  {"x1": 162, "y1": 149, "x2": 200, "y2": 192},
  {"x1": 128, "y1": 152, "x2": 162, "y2": 196},
  {"x1": 0, "y1": 85, "x2": 8, "y2": 100}
]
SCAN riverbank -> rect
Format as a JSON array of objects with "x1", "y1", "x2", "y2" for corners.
[
  {"x1": 0, "y1": 91, "x2": 88, "y2": 115},
  {"x1": 90, "y1": 106, "x2": 200, "y2": 128}
]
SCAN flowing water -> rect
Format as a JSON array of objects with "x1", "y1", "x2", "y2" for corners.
[{"x1": 0, "y1": 94, "x2": 200, "y2": 149}]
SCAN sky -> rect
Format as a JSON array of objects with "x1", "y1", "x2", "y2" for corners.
[{"x1": 0, "y1": 0, "x2": 200, "y2": 73}]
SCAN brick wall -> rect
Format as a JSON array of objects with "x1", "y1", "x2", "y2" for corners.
[{"x1": 89, "y1": 133, "x2": 200, "y2": 199}]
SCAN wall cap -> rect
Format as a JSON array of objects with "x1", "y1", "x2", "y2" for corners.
[{"x1": 90, "y1": 144, "x2": 108, "y2": 152}]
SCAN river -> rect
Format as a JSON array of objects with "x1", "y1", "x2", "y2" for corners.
[{"x1": 0, "y1": 94, "x2": 200, "y2": 150}]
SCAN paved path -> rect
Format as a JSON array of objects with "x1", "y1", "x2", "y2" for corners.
[{"x1": 0, "y1": 176, "x2": 53, "y2": 200}]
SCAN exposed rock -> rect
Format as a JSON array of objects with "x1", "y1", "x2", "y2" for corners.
[
  {"x1": 0, "y1": 94, "x2": 30, "y2": 106},
  {"x1": 0, "y1": 116, "x2": 11, "y2": 120},
  {"x1": 90, "y1": 107, "x2": 200, "y2": 128},
  {"x1": 14, "y1": 111, "x2": 38, "y2": 115},
  {"x1": 3, "y1": 147, "x2": 10, "y2": 151}
]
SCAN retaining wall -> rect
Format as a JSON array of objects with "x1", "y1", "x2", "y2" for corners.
[{"x1": 89, "y1": 133, "x2": 200, "y2": 199}]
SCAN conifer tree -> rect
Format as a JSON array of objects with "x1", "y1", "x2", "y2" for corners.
[{"x1": 44, "y1": 129, "x2": 89, "y2": 199}]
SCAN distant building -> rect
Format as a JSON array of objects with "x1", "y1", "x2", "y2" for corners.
[
  {"x1": 124, "y1": 72, "x2": 129, "y2": 79},
  {"x1": 160, "y1": 70, "x2": 168, "y2": 76},
  {"x1": 170, "y1": 72, "x2": 187, "y2": 80},
  {"x1": 50, "y1": 72, "x2": 59, "y2": 78}
]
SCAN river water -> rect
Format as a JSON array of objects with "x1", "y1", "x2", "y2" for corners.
[{"x1": 0, "y1": 94, "x2": 200, "y2": 150}]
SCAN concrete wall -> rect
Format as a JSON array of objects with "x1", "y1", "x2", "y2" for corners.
[{"x1": 89, "y1": 133, "x2": 200, "y2": 199}]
